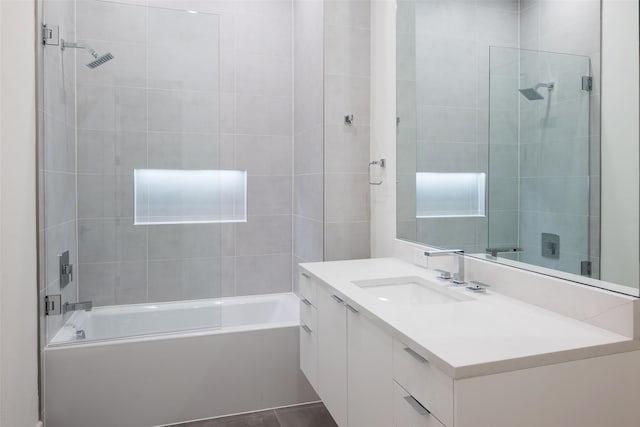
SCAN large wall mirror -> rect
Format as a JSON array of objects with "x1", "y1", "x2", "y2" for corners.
[{"x1": 396, "y1": 0, "x2": 640, "y2": 296}]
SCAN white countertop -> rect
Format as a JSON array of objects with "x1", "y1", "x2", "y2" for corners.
[{"x1": 300, "y1": 258, "x2": 640, "y2": 379}]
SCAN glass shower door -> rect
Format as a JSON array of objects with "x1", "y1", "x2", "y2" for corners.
[
  {"x1": 42, "y1": 0, "x2": 226, "y2": 345},
  {"x1": 488, "y1": 46, "x2": 592, "y2": 276}
]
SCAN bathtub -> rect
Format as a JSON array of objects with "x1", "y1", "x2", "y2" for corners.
[{"x1": 44, "y1": 293, "x2": 318, "y2": 427}]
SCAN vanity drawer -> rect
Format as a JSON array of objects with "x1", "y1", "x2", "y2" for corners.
[
  {"x1": 393, "y1": 339, "x2": 453, "y2": 427},
  {"x1": 300, "y1": 300, "x2": 318, "y2": 391},
  {"x1": 394, "y1": 382, "x2": 445, "y2": 427},
  {"x1": 299, "y1": 270, "x2": 317, "y2": 307}
]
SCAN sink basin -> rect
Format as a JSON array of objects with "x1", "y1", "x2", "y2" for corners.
[{"x1": 352, "y1": 276, "x2": 472, "y2": 307}]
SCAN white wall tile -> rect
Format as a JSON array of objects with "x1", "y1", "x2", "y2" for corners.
[
  {"x1": 77, "y1": 130, "x2": 147, "y2": 174},
  {"x1": 324, "y1": 124, "x2": 370, "y2": 174},
  {"x1": 147, "y1": 224, "x2": 222, "y2": 260},
  {"x1": 324, "y1": 74, "x2": 370, "y2": 125},
  {"x1": 324, "y1": 173, "x2": 370, "y2": 222},
  {"x1": 294, "y1": 173, "x2": 323, "y2": 221},
  {"x1": 235, "y1": 94, "x2": 292, "y2": 136},
  {"x1": 235, "y1": 135, "x2": 293, "y2": 175},
  {"x1": 147, "y1": 132, "x2": 220, "y2": 169},
  {"x1": 236, "y1": 53, "x2": 292, "y2": 96},
  {"x1": 77, "y1": 85, "x2": 147, "y2": 131},
  {"x1": 294, "y1": 216, "x2": 324, "y2": 262},
  {"x1": 325, "y1": 26, "x2": 370, "y2": 77},
  {"x1": 236, "y1": 253, "x2": 293, "y2": 295},
  {"x1": 247, "y1": 176, "x2": 292, "y2": 216},
  {"x1": 235, "y1": 215, "x2": 292, "y2": 255},
  {"x1": 148, "y1": 89, "x2": 219, "y2": 133},
  {"x1": 76, "y1": 0, "x2": 147, "y2": 43},
  {"x1": 324, "y1": 221, "x2": 370, "y2": 261},
  {"x1": 324, "y1": 0, "x2": 370, "y2": 29}
]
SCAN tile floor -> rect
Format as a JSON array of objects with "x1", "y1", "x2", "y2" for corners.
[{"x1": 174, "y1": 402, "x2": 337, "y2": 427}]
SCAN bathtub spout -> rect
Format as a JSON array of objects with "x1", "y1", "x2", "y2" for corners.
[{"x1": 63, "y1": 300, "x2": 92, "y2": 314}]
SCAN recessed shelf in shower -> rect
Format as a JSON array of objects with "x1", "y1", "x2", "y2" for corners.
[
  {"x1": 416, "y1": 172, "x2": 486, "y2": 218},
  {"x1": 134, "y1": 169, "x2": 247, "y2": 225}
]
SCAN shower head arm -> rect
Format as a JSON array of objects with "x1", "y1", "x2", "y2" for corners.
[
  {"x1": 60, "y1": 39, "x2": 98, "y2": 58},
  {"x1": 535, "y1": 82, "x2": 555, "y2": 91}
]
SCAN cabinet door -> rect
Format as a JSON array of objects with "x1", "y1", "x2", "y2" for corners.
[
  {"x1": 317, "y1": 286, "x2": 348, "y2": 426},
  {"x1": 300, "y1": 300, "x2": 318, "y2": 392},
  {"x1": 347, "y1": 306, "x2": 393, "y2": 427}
]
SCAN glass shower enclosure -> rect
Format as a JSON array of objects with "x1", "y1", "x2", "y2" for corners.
[
  {"x1": 488, "y1": 46, "x2": 595, "y2": 277},
  {"x1": 41, "y1": 0, "x2": 230, "y2": 345}
]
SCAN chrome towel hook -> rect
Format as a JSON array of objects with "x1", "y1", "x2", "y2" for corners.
[
  {"x1": 344, "y1": 114, "x2": 354, "y2": 125},
  {"x1": 369, "y1": 159, "x2": 386, "y2": 185}
]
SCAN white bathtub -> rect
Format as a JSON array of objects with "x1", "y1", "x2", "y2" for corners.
[
  {"x1": 50, "y1": 293, "x2": 300, "y2": 344},
  {"x1": 44, "y1": 293, "x2": 317, "y2": 427}
]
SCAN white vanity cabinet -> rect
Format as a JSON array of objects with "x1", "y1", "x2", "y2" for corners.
[
  {"x1": 347, "y1": 304, "x2": 393, "y2": 427},
  {"x1": 298, "y1": 259, "x2": 640, "y2": 427},
  {"x1": 299, "y1": 272, "x2": 319, "y2": 390},
  {"x1": 317, "y1": 285, "x2": 349, "y2": 426},
  {"x1": 300, "y1": 271, "x2": 394, "y2": 427},
  {"x1": 392, "y1": 339, "x2": 452, "y2": 427}
]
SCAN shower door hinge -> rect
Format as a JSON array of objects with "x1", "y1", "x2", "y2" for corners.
[
  {"x1": 581, "y1": 261, "x2": 592, "y2": 277},
  {"x1": 42, "y1": 24, "x2": 59, "y2": 46},
  {"x1": 582, "y1": 76, "x2": 593, "y2": 92},
  {"x1": 45, "y1": 294, "x2": 62, "y2": 316}
]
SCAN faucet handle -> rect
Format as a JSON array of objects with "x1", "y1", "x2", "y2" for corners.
[
  {"x1": 434, "y1": 269, "x2": 452, "y2": 280},
  {"x1": 466, "y1": 281, "x2": 490, "y2": 292}
]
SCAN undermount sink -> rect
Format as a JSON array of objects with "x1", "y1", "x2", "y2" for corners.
[{"x1": 351, "y1": 276, "x2": 472, "y2": 307}]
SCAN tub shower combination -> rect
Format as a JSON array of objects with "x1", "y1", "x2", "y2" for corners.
[{"x1": 40, "y1": 0, "x2": 342, "y2": 424}]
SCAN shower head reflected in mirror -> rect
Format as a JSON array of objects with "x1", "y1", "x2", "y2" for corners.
[
  {"x1": 61, "y1": 39, "x2": 114, "y2": 69},
  {"x1": 519, "y1": 82, "x2": 555, "y2": 101}
]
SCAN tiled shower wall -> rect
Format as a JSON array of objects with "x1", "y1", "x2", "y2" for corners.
[
  {"x1": 76, "y1": 0, "x2": 294, "y2": 306},
  {"x1": 412, "y1": 0, "x2": 520, "y2": 252},
  {"x1": 40, "y1": 0, "x2": 79, "y2": 342},
  {"x1": 322, "y1": 0, "x2": 372, "y2": 261},
  {"x1": 293, "y1": 0, "x2": 372, "y2": 275},
  {"x1": 293, "y1": 0, "x2": 324, "y2": 269}
]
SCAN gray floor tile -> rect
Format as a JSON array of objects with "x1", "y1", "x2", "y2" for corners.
[
  {"x1": 176, "y1": 409, "x2": 281, "y2": 427},
  {"x1": 274, "y1": 403, "x2": 337, "y2": 427}
]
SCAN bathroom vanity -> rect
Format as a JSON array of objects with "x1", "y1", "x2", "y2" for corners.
[{"x1": 298, "y1": 257, "x2": 640, "y2": 427}]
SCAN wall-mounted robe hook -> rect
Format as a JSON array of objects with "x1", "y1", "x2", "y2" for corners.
[{"x1": 344, "y1": 114, "x2": 354, "y2": 125}]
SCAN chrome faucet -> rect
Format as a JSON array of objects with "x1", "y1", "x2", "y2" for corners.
[
  {"x1": 63, "y1": 300, "x2": 92, "y2": 314},
  {"x1": 486, "y1": 247, "x2": 522, "y2": 258},
  {"x1": 424, "y1": 249, "x2": 465, "y2": 284}
]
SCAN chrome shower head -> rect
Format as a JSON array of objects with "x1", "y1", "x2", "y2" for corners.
[
  {"x1": 86, "y1": 52, "x2": 114, "y2": 69},
  {"x1": 518, "y1": 82, "x2": 555, "y2": 101},
  {"x1": 518, "y1": 87, "x2": 545, "y2": 100},
  {"x1": 61, "y1": 39, "x2": 114, "y2": 69}
]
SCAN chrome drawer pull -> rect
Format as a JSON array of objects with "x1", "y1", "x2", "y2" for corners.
[
  {"x1": 331, "y1": 294, "x2": 344, "y2": 304},
  {"x1": 301, "y1": 272, "x2": 311, "y2": 279},
  {"x1": 404, "y1": 395, "x2": 430, "y2": 416},
  {"x1": 346, "y1": 304, "x2": 359, "y2": 313},
  {"x1": 404, "y1": 347, "x2": 428, "y2": 363},
  {"x1": 301, "y1": 298, "x2": 312, "y2": 306},
  {"x1": 301, "y1": 324, "x2": 312, "y2": 334}
]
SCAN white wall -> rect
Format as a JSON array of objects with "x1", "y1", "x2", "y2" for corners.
[
  {"x1": 370, "y1": 0, "x2": 396, "y2": 257},
  {"x1": 0, "y1": 0, "x2": 40, "y2": 426},
  {"x1": 601, "y1": 0, "x2": 640, "y2": 287}
]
